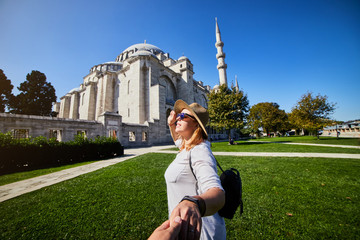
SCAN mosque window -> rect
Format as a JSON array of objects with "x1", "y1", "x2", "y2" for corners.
[
  {"x1": 164, "y1": 77, "x2": 176, "y2": 105},
  {"x1": 76, "y1": 130, "x2": 87, "y2": 139},
  {"x1": 12, "y1": 129, "x2": 29, "y2": 139},
  {"x1": 49, "y1": 129, "x2": 62, "y2": 141},
  {"x1": 127, "y1": 80, "x2": 130, "y2": 94},
  {"x1": 128, "y1": 108, "x2": 130, "y2": 117},
  {"x1": 109, "y1": 130, "x2": 117, "y2": 139},
  {"x1": 82, "y1": 93, "x2": 85, "y2": 105},
  {"x1": 142, "y1": 132, "x2": 148, "y2": 141},
  {"x1": 129, "y1": 131, "x2": 136, "y2": 142}
]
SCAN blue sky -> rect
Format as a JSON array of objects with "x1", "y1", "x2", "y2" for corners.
[{"x1": 0, "y1": 0, "x2": 359, "y2": 121}]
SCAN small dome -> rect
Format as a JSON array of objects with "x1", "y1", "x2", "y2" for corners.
[
  {"x1": 116, "y1": 43, "x2": 164, "y2": 62},
  {"x1": 69, "y1": 87, "x2": 80, "y2": 93},
  {"x1": 178, "y1": 56, "x2": 188, "y2": 61},
  {"x1": 132, "y1": 50, "x2": 156, "y2": 58}
]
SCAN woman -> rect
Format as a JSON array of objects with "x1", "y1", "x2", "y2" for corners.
[{"x1": 165, "y1": 99, "x2": 226, "y2": 240}]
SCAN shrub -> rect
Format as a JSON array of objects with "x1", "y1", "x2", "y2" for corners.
[{"x1": 0, "y1": 132, "x2": 124, "y2": 175}]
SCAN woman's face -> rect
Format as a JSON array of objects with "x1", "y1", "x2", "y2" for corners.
[{"x1": 175, "y1": 109, "x2": 199, "y2": 140}]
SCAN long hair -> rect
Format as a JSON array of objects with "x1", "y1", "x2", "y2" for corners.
[{"x1": 179, "y1": 126, "x2": 208, "y2": 151}]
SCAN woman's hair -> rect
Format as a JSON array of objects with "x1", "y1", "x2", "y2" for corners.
[{"x1": 179, "y1": 126, "x2": 208, "y2": 151}]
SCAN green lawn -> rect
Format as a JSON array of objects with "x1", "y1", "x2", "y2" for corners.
[
  {"x1": 250, "y1": 136, "x2": 360, "y2": 146},
  {"x1": 1, "y1": 153, "x2": 359, "y2": 239},
  {"x1": 166, "y1": 141, "x2": 360, "y2": 153},
  {"x1": 0, "y1": 160, "x2": 97, "y2": 186},
  {"x1": 209, "y1": 141, "x2": 360, "y2": 153},
  {"x1": 2, "y1": 136, "x2": 359, "y2": 186}
]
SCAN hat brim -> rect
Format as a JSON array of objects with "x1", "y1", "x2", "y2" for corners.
[{"x1": 174, "y1": 100, "x2": 208, "y2": 137}]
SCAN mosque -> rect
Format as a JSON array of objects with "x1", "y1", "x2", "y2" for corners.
[{"x1": 0, "y1": 19, "x2": 234, "y2": 147}]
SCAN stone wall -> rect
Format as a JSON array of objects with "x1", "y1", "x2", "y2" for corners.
[
  {"x1": 0, "y1": 112, "x2": 174, "y2": 147},
  {"x1": 0, "y1": 113, "x2": 103, "y2": 142},
  {"x1": 323, "y1": 127, "x2": 360, "y2": 138}
]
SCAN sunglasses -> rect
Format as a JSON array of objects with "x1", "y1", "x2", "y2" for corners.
[{"x1": 176, "y1": 113, "x2": 196, "y2": 121}]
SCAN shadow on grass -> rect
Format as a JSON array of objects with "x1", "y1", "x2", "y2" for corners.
[
  {"x1": 233, "y1": 141, "x2": 290, "y2": 145},
  {"x1": 234, "y1": 141, "x2": 272, "y2": 146}
]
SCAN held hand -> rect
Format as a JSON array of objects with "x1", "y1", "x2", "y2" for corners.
[
  {"x1": 169, "y1": 200, "x2": 202, "y2": 240},
  {"x1": 148, "y1": 216, "x2": 182, "y2": 240},
  {"x1": 168, "y1": 110, "x2": 177, "y2": 126}
]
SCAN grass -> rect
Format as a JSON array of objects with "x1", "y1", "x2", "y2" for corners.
[
  {"x1": 166, "y1": 140, "x2": 360, "y2": 153},
  {"x1": 1, "y1": 153, "x2": 359, "y2": 239},
  {"x1": 1, "y1": 153, "x2": 170, "y2": 240},
  {"x1": 250, "y1": 136, "x2": 360, "y2": 146},
  {"x1": 2, "y1": 136, "x2": 359, "y2": 186},
  {"x1": 0, "y1": 160, "x2": 97, "y2": 186},
  {"x1": 209, "y1": 141, "x2": 360, "y2": 153}
]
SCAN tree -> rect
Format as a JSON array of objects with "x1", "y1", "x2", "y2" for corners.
[
  {"x1": 289, "y1": 92, "x2": 336, "y2": 136},
  {"x1": 248, "y1": 102, "x2": 290, "y2": 137},
  {"x1": 8, "y1": 70, "x2": 57, "y2": 116},
  {"x1": 0, "y1": 69, "x2": 14, "y2": 112},
  {"x1": 207, "y1": 84, "x2": 249, "y2": 142}
]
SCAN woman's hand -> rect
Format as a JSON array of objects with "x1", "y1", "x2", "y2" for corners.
[
  {"x1": 169, "y1": 200, "x2": 202, "y2": 240},
  {"x1": 168, "y1": 110, "x2": 177, "y2": 126}
]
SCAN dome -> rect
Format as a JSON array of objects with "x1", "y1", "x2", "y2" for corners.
[
  {"x1": 178, "y1": 56, "x2": 188, "y2": 61},
  {"x1": 116, "y1": 43, "x2": 164, "y2": 62},
  {"x1": 122, "y1": 43, "x2": 164, "y2": 55},
  {"x1": 69, "y1": 87, "x2": 80, "y2": 93},
  {"x1": 132, "y1": 50, "x2": 156, "y2": 58}
]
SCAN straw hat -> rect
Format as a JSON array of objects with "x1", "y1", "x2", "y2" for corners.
[{"x1": 174, "y1": 99, "x2": 209, "y2": 136}]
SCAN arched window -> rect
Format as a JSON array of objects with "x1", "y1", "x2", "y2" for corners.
[
  {"x1": 195, "y1": 94, "x2": 208, "y2": 108},
  {"x1": 164, "y1": 77, "x2": 176, "y2": 105},
  {"x1": 201, "y1": 95, "x2": 208, "y2": 108}
]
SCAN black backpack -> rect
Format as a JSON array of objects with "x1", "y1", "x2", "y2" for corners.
[
  {"x1": 189, "y1": 153, "x2": 243, "y2": 219},
  {"x1": 217, "y1": 165, "x2": 244, "y2": 219}
]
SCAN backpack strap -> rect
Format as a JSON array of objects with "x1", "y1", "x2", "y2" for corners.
[
  {"x1": 187, "y1": 150, "x2": 199, "y2": 195},
  {"x1": 188, "y1": 150, "x2": 225, "y2": 178},
  {"x1": 215, "y1": 158, "x2": 225, "y2": 173}
]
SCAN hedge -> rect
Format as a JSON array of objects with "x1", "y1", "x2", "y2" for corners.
[{"x1": 0, "y1": 132, "x2": 124, "y2": 175}]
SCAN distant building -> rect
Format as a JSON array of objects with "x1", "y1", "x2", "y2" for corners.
[
  {"x1": 1, "y1": 43, "x2": 210, "y2": 146},
  {"x1": 323, "y1": 120, "x2": 360, "y2": 138},
  {"x1": 0, "y1": 20, "x2": 235, "y2": 146}
]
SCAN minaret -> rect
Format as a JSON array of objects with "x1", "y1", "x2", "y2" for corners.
[
  {"x1": 215, "y1": 18, "x2": 228, "y2": 86},
  {"x1": 235, "y1": 75, "x2": 239, "y2": 92}
]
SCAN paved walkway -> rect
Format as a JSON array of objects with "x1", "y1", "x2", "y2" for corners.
[
  {"x1": 157, "y1": 150, "x2": 360, "y2": 159},
  {"x1": 0, "y1": 145, "x2": 171, "y2": 203},
  {"x1": 253, "y1": 141, "x2": 360, "y2": 149},
  {"x1": 1, "y1": 144, "x2": 360, "y2": 203}
]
